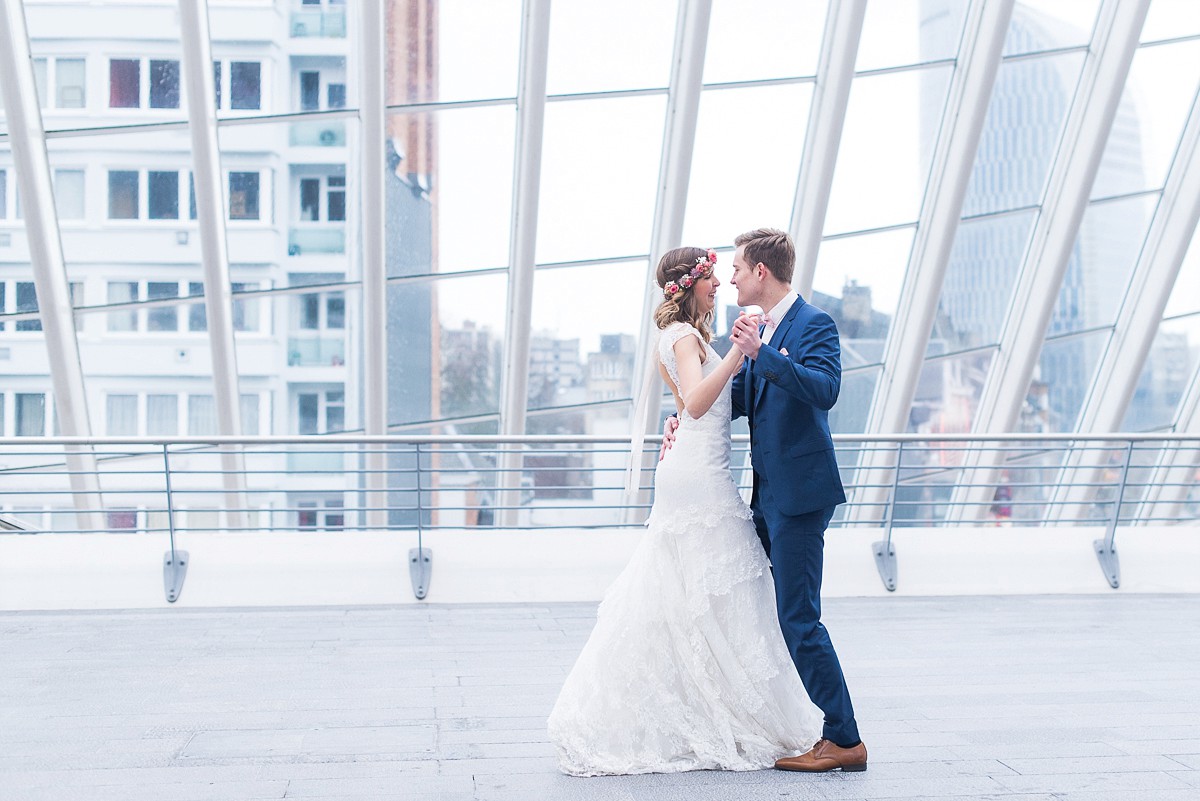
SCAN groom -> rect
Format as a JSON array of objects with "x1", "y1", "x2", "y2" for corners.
[{"x1": 663, "y1": 228, "x2": 865, "y2": 772}]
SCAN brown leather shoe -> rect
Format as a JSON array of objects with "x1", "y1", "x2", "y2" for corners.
[{"x1": 775, "y1": 738, "x2": 867, "y2": 772}]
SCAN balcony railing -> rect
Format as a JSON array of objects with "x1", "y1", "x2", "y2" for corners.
[
  {"x1": 288, "y1": 226, "x2": 345, "y2": 256},
  {"x1": 0, "y1": 434, "x2": 1197, "y2": 598},
  {"x1": 287, "y1": 334, "x2": 346, "y2": 366},
  {"x1": 290, "y1": 7, "x2": 346, "y2": 38},
  {"x1": 289, "y1": 120, "x2": 346, "y2": 147}
]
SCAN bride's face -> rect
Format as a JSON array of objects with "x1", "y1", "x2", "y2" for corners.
[{"x1": 694, "y1": 272, "x2": 719, "y2": 315}]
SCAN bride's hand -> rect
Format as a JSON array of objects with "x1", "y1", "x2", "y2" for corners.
[{"x1": 658, "y1": 416, "x2": 679, "y2": 460}]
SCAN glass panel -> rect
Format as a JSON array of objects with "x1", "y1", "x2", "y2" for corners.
[
  {"x1": 108, "y1": 59, "x2": 140, "y2": 108},
  {"x1": 1141, "y1": 0, "x2": 1200, "y2": 42},
  {"x1": 703, "y1": 0, "x2": 826, "y2": 84},
  {"x1": 388, "y1": 0, "x2": 520, "y2": 105},
  {"x1": 53, "y1": 170, "x2": 86, "y2": 220},
  {"x1": 546, "y1": 1, "x2": 675, "y2": 94},
  {"x1": 56, "y1": 59, "x2": 86, "y2": 109},
  {"x1": 108, "y1": 171, "x2": 139, "y2": 219},
  {"x1": 229, "y1": 172, "x2": 260, "y2": 220},
  {"x1": 1050, "y1": 194, "x2": 1157, "y2": 336},
  {"x1": 0, "y1": 169, "x2": 7, "y2": 218},
  {"x1": 16, "y1": 282, "x2": 41, "y2": 332},
  {"x1": 106, "y1": 282, "x2": 138, "y2": 332},
  {"x1": 683, "y1": 83, "x2": 813, "y2": 247},
  {"x1": 106, "y1": 395, "x2": 138, "y2": 435},
  {"x1": 148, "y1": 171, "x2": 180, "y2": 220},
  {"x1": 824, "y1": 65, "x2": 952, "y2": 235},
  {"x1": 241, "y1": 394, "x2": 260, "y2": 435},
  {"x1": 1002, "y1": 0, "x2": 1101, "y2": 58},
  {"x1": 934, "y1": 210, "x2": 1039, "y2": 351},
  {"x1": 829, "y1": 367, "x2": 881, "y2": 435},
  {"x1": 16, "y1": 393, "x2": 46, "y2": 436},
  {"x1": 908, "y1": 351, "x2": 996, "y2": 434},
  {"x1": 811, "y1": 227, "x2": 917, "y2": 352},
  {"x1": 147, "y1": 282, "x2": 179, "y2": 331},
  {"x1": 857, "y1": 0, "x2": 970, "y2": 72},
  {"x1": 230, "y1": 62, "x2": 262, "y2": 110},
  {"x1": 536, "y1": 96, "x2": 664, "y2": 264},
  {"x1": 149, "y1": 60, "x2": 180, "y2": 109},
  {"x1": 188, "y1": 395, "x2": 217, "y2": 435},
  {"x1": 1092, "y1": 39, "x2": 1200, "y2": 199},
  {"x1": 1165, "y1": 229, "x2": 1200, "y2": 318},
  {"x1": 147, "y1": 395, "x2": 178, "y2": 436},
  {"x1": 1032, "y1": 330, "x2": 1109, "y2": 432},
  {"x1": 1122, "y1": 315, "x2": 1200, "y2": 432},
  {"x1": 33, "y1": 59, "x2": 49, "y2": 107},
  {"x1": 961, "y1": 52, "x2": 1086, "y2": 217}
]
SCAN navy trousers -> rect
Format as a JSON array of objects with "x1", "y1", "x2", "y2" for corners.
[{"x1": 752, "y1": 474, "x2": 860, "y2": 747}]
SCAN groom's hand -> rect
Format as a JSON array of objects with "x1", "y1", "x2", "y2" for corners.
[
  {"x1": 731, "y1": 314, "x2": 763, "y2": 360},
  {"x1": 658, "y1": 416, "x2": 679, "y2": 460}
]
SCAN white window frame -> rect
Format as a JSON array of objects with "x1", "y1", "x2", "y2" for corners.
[
  {"x1": 107, "y1": 56, "x2": 182, "y2": 111},
  {"x1": 32, "y1": 55, "x2": 87, "y2": 110}
]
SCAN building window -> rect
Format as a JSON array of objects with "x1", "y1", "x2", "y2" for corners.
[
  {"x1": 0, "y1": 283, "x2": 5, "y2": 331},
  {"x1": 106, "y1": 395, "x2": 138, "y2": 436},
  {"x1": 148, "y1": 171, "x2": 180, "y2": 219},
  {"x1": 188, "y1": 394, "x2": 217, "y2": 436},
  {"x1": 107, "y1": 510, "x2": 138, "y2": 530},
  {"x1": 0, "y1": 169, "x2": 6, "y2": 219},
  {"x1": 241, "y1": 393, "x2": 260, "y2": 435},
  {"x1": 188, "y1": 282, "x2": 206, "y2": 332},
  {"x1": 300, "y1": 71, "x2": 320, "y2": 111},
  {"x1": 297, "y1": 389, "x2": 343, "y2": 434},
  {"x1": 232, "y1": 282, "x2": 260, "y2": 332},
  {"x1": 299, "y1": 175, "x2": 345, "y2": 222},
  {"x1": 328, "y1": 176, "x2": 345, "y2": 221},
  {"x1": 15, "y1": 393, "x2": 46, "y2": 436},
  {"x1": 108, "y1": 170, "x2": 139, "y2": 219},
  {"x1": 229, "y1": 172, "x2": 260, "y2": 220},
  {"x1": 109, "y1": 59, "x2": 139, "y2": 107},
  {"x1": 33, "y1": 57, "x2": 86, "y2": 109},
  {"x1": 327, "y1": 83, "x2": 346, "y2": 110},
  {"x1": 147, "y1": 282, "x2": 179, "y2": 331},
  {"x1": 147, "y1": 394, "x2": 178, "y2": 436},
  {"x1": 298, "y1": 290, "x2": 343, "y2": 331},
  {"x1": 149, "y1": 60, "x2": 180, "y2": 109},
  {"x1": 54, "y1": 170, "x2": 86, "y2": 219},
  {"x1": 16, "y1": 282, "x2": 41, "y2": 332},
  {"x1": 106, "y1": 282, "x2": 138, "y2": 332},
  {"x1": 230, "y1": 62, "x2": 262, "y2": 110}
]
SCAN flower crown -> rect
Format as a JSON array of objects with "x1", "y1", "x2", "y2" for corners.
[{"x1": 663, "y1": 249, "x2": 718, "y2": 300}]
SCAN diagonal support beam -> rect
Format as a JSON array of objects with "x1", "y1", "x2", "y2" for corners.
[
  {"x1": 496, "y1": 0, "x2": 551, "y2": 527},
  {"x1": 1138, "y1": 341, "x2": 1200, "y2": 523},
  {"x1": 790, "y1": 0, "x2": 867, "y2": 298},
  {"x1": 949, "y1": 0, "x2": 1150, "y2": 522},
  {"x1": 1052, "y1": 85, "x2": 1200, "y2": 523},
  {"x1": 179, "y1": 0, "x2": 247, "y2": 529},
  {"x1": 849, "y1": 0, "x2": 1014, "y2": 525},
  {"x1": 0, "y1": 0, "x2": 102, "y2": 532},
  {"x1": 623, "y1": 0, "x2": 712, "y2": 522}
]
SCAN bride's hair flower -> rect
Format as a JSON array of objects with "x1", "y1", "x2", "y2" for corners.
[{"x1": 661, "y1": 249, "x2": 716, "y2": 300}]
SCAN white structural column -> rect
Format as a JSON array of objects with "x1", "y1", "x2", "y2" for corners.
[
  {"x1": 178, "y1": 0, "x2": 247, "y2": 528},
  {"x1": 623, "y1": 0, "x2": 712, "y2": 521},
  {"x1": 849, "y1": 0, "x2": 1014, "y2": 523},
  {"x1": 496, "y1": 0, "x2": 551, "y2": 527},
  {"x1": 948, "y1": 0, "x2": 1150, "y2": 522},
  {"x1": 359, "y1": 0, "x2": 388, "y2": 528},
  {"x1": 789, "y1": 0, "x2": 867, "y2": 298},
  {"x1": 1053, "y1": 88, "x2": 1200, "y2": 523},
  {"x1": 0, "y1": 0, "x2": 102, "y2": 532}
]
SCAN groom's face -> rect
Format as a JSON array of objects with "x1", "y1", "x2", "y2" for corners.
[{"x1": 730, "y1": 245, "x2": 760, "y2": 307}]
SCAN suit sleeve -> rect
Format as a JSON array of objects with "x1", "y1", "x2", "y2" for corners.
[
  {"x1": 754, "y1": 312, "x2": 841, "y2": 410},
  {"x1": 730, "y1": 356, "x2": 749, "y2": 420}
]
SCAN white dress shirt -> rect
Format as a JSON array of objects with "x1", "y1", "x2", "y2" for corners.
[{"x1": 761, "y1": 292, "x2": 799, "y2": 347}]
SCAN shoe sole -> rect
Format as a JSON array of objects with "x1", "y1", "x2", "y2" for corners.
[{"x1": 774, "y1": 763, "x2": 867, "y2": 773}]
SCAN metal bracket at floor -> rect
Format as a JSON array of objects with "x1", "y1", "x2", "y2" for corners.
[
  {"x1": 163, "y1": 550, "x2": 189, "y2": 603},
  {"x1": 1094, "y1": 539, "x2": 1120, "y2": 589},
  {"x1": 409, "y1": 547, "x2": 432, "y2": 600},
  {"x1": 872, "y1": 540, "x2": 897, "y2": 592}
]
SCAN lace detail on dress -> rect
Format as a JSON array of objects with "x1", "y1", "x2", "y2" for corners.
[
  {"x1": 658, "y1": 322, "x2": 705, "y2": 392},
  {"x1": 546, "y1": 326, "x2": 822, "y2": 777}
]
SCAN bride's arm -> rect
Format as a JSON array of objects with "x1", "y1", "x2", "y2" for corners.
[
  {"x1": 674, "y1": 336, "x2": 744, "y2": 419},
  {"x1": 658, "y1": 361, "x2": 685, "y2": 415}
]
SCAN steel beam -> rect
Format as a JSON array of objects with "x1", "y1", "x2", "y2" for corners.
[
  {"x1": 0, "y1": 0, "x2": 102, "y2": 531},
  {"x1": 622, "y1": 0, "x2": 712, "y2": 522},
  {"x1": 850, "y1": 0, "x2": 1014, "y2": 525},
  {"x1": 949, "y1": 0, "x2": 1150, "y2": 522},
  {"x1": 790, "y1": 0, "x2": 867, "y2": 298},
  {"x1": 178, "y1": 0, "x2": 247, "y2": 529},
  {"x1": 360, "y1": 0, "x2": 388, "y2": 528},
  {"x1": 496, "y1": 0, "x2": 551, "y2": 527}
]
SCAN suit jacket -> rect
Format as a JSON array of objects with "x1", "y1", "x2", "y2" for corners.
[{"x1": 731, "y1": 297, "x2": 847, "y2": 517}]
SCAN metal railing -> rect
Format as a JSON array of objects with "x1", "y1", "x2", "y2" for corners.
[{"x1": 0, "y1": 433, "x2": 1197, "y2": 599}]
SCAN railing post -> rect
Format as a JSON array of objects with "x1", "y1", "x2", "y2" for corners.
[
  {"x1": 409, "y1": 442, "x2": 432, "y2": 599},
  {"x1": 1094, "y1": 439, "x2": 1133, "y2": 589},
  {"x1": 872, "y1": 440, "x2": 902, "y2": 591},
  {"x1": 161, "y1": 444, "x2": 188, "y2": 603}
]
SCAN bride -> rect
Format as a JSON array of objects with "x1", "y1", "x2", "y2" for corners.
[{"x1": 546, "y1": 246, "x2": 822, "y2": 776}]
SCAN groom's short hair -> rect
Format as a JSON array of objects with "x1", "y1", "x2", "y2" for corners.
[{"x1": 734, "y1": 228, "x2": 795, "y2": 284}]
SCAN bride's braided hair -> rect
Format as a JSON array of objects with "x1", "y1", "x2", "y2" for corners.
[{"x1": 653, "y1": 246, "x2": 717, "y2": 343}]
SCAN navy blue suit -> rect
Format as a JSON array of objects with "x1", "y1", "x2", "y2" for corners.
[{"x1": 731, "y1": 296, "x2": 859, "y2": 747}]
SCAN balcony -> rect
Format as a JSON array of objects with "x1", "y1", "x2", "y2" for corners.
[
  {"x1": 289, "y1": 119, "x2": 346, "y2": 148},
  {"x1": 289, "y1": 7, "x2": 346, "y2": 38},
  {"x1": 288, "y1": 225, "x2": 345, "y2": 256},
  {"x1": 287, "y1": 334, "x2": 345, "y2": 367}
]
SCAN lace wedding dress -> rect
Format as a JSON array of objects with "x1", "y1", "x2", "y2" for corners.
[{"x1": 547, "y1": 322, "x2": 822, "y2": 777}]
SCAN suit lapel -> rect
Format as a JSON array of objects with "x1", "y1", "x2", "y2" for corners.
[{"x1": 754, "y1": 298, "x2": 806, "y2": 413}]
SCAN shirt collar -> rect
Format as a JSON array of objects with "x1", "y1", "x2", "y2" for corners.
[{"x1": 764, "y1": 292, "x2": 799, "y2": 329}]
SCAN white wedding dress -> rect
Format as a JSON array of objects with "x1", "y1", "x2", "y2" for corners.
[{"x1": 547, "y1": 322, "x2": 822, "y2": 777}]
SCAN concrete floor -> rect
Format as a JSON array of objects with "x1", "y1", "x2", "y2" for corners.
[{"x1": 3, "y1": 595, "x2": 1199, "y2": 800}]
